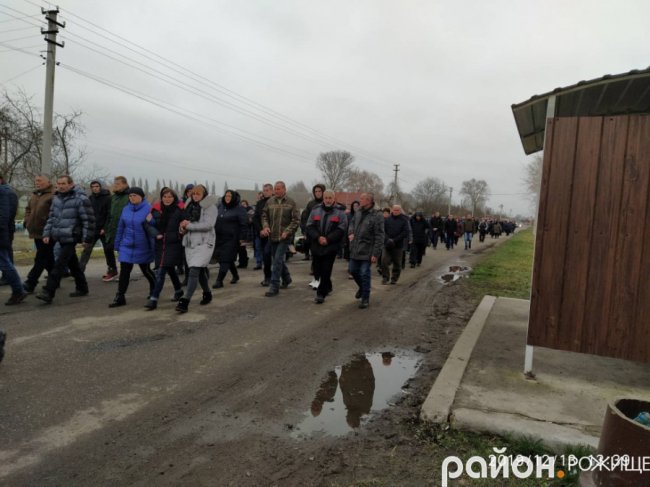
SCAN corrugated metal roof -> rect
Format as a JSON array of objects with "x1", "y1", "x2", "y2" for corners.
[{"x1": 511, "y1": 67, "x2": 650, "y2": 154}]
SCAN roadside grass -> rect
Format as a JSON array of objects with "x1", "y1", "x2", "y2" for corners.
[{"x1": 467, "y1": 228, "x2": 534, "y2": 300}]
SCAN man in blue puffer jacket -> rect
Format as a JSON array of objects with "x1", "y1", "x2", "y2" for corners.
[{"x1": 36, "y1": 175, "x2": 95, "y2": 304}]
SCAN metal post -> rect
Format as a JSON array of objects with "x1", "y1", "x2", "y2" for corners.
[
  {"x1": 524, "y1": 94, "x2": 556, "y2": 376},
  {"x1": 448, "y1": 187, "x2": 453, "y2": 216},
  {"x1": 41, "y1": 8, "x2": 65, "y2": 178}
]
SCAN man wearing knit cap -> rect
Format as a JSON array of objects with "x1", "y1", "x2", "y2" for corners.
[{"x1": 79, "y1": 180, "x2": 116, "y2": 275}]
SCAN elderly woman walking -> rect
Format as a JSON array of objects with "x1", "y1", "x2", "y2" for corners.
[
  {"x1": 110, "y1": 187, "x2": 155, "y2": 307},
  {"x1": 176, "y1": 185, "x2": 218, "y2": 313}
]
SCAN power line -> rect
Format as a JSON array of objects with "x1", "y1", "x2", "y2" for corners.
[
  {"x1": 47, "y1": 2, "x2": 399, "y2": 169},
  {"x1": 59, "y1": 63, "x2": 316, "y2": 162},
  {"x1": 1, "y1": 63, "x2": 41, "y2": 84},
  {"x1": 0, "y1": 24, "x2": 37, "y2": 32},
  {"x1": 0, "y1": 13, "x2": 40, "y2": 23},
  {"x1": 59, "y1": 30, "x2": 342, "y2": 154},
  {"x1": 0, "y1": 39, "x2": 42, "y2": 58}
]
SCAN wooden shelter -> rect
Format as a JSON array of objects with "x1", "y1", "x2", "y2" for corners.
[{"x1": 511, "y1": 68, "x2": 650, "y2": 366}]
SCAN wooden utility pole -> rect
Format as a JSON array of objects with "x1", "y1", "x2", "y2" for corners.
[{"x1": 41, "y1": 7, "x2": 65, "y2": 177}]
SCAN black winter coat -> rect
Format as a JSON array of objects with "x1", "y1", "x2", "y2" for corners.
[
  {"x1": 214, "y1": 201, "x2": 248, "y2": 263},
  {"x1": 306, "y1": 203, "x2": 348, "y2": 256},
  {"x1": 0, "y1": 183, "x2": 17, "y2": 249},
  {"x1": 89, "y1": 188, "x2": 111, "y2": 235},
  {"x1": 151, "y1": 205, "x2": 184, "y2": 267},
  {"x1": 383, "y1": 215, "x2": 409, "y2": 248},
  {"x1": 410, "y1": 217, "x2": 431, "y2": 244}
]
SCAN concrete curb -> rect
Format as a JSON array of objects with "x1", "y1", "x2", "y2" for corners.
[{"x1": 420, "y1": 295, "x2": 497, "y2": 423}]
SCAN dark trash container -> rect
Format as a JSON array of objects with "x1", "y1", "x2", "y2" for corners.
[{"x1": 581, "y1": 397, "x2": 650, "y2": 487}]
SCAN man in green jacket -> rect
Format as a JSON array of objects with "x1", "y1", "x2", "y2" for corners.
[
  {"x1": 261, "y1": 181, "x2": 299, "y2": 296},
  {"x1": 103, "y1": 175, "x2": 129, "y2": 281}
]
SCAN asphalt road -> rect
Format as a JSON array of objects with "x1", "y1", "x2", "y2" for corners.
[{"x1": 0, "y1": 239, "x2": 504, "y2": 485}]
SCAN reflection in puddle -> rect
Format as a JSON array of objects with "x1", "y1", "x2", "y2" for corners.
[
  {"x1": 438, "y1": 265, "x2": 472, "y2": 284},
  {"x1": 291, "y1": 351, "x2": 420, "y2": 438}
]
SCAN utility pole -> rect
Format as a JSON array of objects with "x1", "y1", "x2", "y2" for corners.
[
  {"x1": 499, "y1": 203, "x2": 504, "y2": 218},
  {"x1": 448, "y1": 186, "x2": 453, "y2": 216},
  {"x1": 392, "y1": 163, "x2": 400, "y2": 204},
  {"x1": 41, "y1": 7, "x2": 65, "y2": 178}
]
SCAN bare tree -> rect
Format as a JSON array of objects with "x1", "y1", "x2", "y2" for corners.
[
  {"x1": 288, "y1": 180, "x2": 309, "y2": 194},
  {"x1": 345, "y1": 169, "x2": 384, "y2": 197},
  {"x1": 411, "y1": 177, "x2": 448, "y2": 214},
  {"x1": 459, "y1": 178, "x2": 490, "y2": 216},
  {"x1": 316, "y1": 150, "x2": 354, "y2": 190},
  {"x1": 523, "y1": 154, "x2": 543, "y2": 203},
  {"x1": 0, "y1": 89, "x2": 94, "y2": 189}
]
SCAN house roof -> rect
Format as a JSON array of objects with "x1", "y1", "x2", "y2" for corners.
[{"x1": 511, "y1": 67, "x2": 650, "y2": 155}]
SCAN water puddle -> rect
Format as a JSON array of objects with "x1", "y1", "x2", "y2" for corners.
[
  {"x1": 439, "y1": 265, "x2": 472, "y2": 284},
  {"x1": 290, "y1": 351, "x2": 420, "y2": 438}
]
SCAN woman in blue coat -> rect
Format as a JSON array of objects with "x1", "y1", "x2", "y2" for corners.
[{"x1": 110, "y1": 187, "x2": 155, "y2": 307}]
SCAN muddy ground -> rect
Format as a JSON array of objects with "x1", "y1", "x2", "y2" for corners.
[{"x1": 0, "y1": 238, "x2": 505, "y2": 486}]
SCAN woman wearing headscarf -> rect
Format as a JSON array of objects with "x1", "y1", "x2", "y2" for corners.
[
  {"x1": 110, "y1": 187, "x2": 155, "y2": 307},
  {"x1": 212, "y1": 189, "x2": 247, "y2": 289},
  {"x1": 176, "y1": 185, "x2": 218, "y2": 313},
  {"x1": 144, "y1": 187, "x2": 185, "y2": 310}
]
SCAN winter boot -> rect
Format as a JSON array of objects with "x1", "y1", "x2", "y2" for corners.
[
  {"x1": 200, "y1": 292, "x2": 212, "y2": 305},
  {"x1": 175, "y1": 297, "x2": 189, "y2": 313},
  {"x1": 108, "y1": 293, "x2": 126, "y2": 308},
  {"x1": 144, "y1": 299, "x2": 157, "y2": 310}
]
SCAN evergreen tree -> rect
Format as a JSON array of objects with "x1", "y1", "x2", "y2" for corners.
[
  {"x1": 130, "y1": 177, "x2": 137, "y2": 188},
  {"x1": 137, "y1": 177, "x2": 143, "y2": 188},
  {"x1": 144, "y1": 179, "x2": 150, "y2": 197},
  {"x1": 211, "y1": 182, "x2": 216, "y2": 196}
]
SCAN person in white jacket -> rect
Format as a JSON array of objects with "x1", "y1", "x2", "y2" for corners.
[{"x1": 176, "y1": 185, "x2": 218, "y2": 313}]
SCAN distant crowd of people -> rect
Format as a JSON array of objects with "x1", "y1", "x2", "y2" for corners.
[{"x1": 0, "y1": 173, "x2": 517, "y2": 329}]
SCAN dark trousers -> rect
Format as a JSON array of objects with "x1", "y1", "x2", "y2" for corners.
[
  {"x1": 313, "y1": 252, "x2": 336, "y2": 297},
  {"x1": 237, "y1": 244, "x2": 248, "y2": 267},
  {"x1": 410, "y1": 242, "x2": 426, "y2": 265},
  {"x1": 216, "y1": 261, "x2": 238, "y2": 283},
  {"x1": 431, "y1": 232, "x2": 439, "y2": 249},
  {"x1": 78, "y1": 233, "x2": 117, "y2": 272},
  {"x1": 262, "y1": 237, "x2": 272, "y2": 280},
  {"x1": 270, "y1": 241, "x2": 290, "y2": 290},
  {"x1": 25, "y1": 239, "x2": 54, "y2": 288},
  {"x1": 349, "y1": 258, "x2": 371, "y2": 300},
  {"x1": 44, "y1": 242, "x2": 88, "y2": 297},
  {"x1": 117, "y1": 262, "x2": 155, "y2": 296},
  {"x1": 446, "y1": 232, "x2": 455, "y2": 249},
  {"x1": 381, "y1": 246, "x2": 402, "y2": 282},
  {"x1": 150, "y1": 266, "x2": 182, "y2": 300}
]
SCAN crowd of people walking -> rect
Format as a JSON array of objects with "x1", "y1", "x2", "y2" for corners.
[{"x1": 0, "y1": 173, "x2": 518, "y2": 317}]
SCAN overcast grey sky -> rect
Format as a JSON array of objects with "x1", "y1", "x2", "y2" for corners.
[{"x1": 2, "y1": 0, "x2": 649, "y2": 216}]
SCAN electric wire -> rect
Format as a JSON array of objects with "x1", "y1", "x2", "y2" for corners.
[
  {"x1": 17, "y1": 0, "x2": 425, "y2": 184},
  {"x1": 59, "y1": 63, "x2": 316, "y2": 162},
  {"x1": 1, "y1": 62, "x2": 41, "y2": 84}
]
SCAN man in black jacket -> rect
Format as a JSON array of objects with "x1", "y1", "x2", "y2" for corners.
[
  {"x1": 300, "y1": 184, "x2": 325, "y2": 262},
  {"x1": 429, "y1": 211, "x2": 443, "y2": 250},
  {"x1": 253, "y1": 183, "x2": 274, "y2": 286},
  {"x1": 79, "y1": 180, "x2": 116, "y2": 274},
  {"x1": 381, "y1": 205, "x2": 409, "y2": 284}
]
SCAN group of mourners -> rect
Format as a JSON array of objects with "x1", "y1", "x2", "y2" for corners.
[{"x1": 0, "y1": 174, "x2": 517, "y2": 319}]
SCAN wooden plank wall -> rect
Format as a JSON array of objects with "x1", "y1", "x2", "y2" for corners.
[{"x1": 528, "y1": 115, "x2": 650, "y2": 363}]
